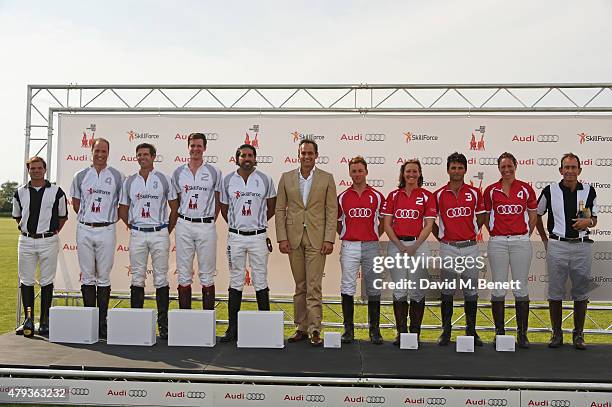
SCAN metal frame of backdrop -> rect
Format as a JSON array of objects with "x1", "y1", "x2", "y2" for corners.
[{"x1": 21, "y1": 83, "x2": 612, "y2": 337}]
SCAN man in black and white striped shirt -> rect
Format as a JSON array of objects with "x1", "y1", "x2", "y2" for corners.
[
  {"x1": 12, "y1": 156, "x2": 68, "y2": 337},
  {"x1": 536, "y1": 152, "x2": 597, "y2": 350}
]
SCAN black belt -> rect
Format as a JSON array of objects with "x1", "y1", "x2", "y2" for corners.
[
  {"x1": 179, "y1": 214, "x2": 214, "y2": 223},
  {"x1": 80, "y1": 221, "x2": 113, "y2": 227},
  {"x1": 442, "y1": 240, "x2": 477, "y2": 248},
  {"x1": 398, "y1": 236, "x2": 417, "y2": 241},
  {"x1": 21, "y1": 232, "x2": 55, "y2": 239},
  {"x1": 229, "y1": 228, "x2": 267, "y2": 236},
  {"x1": 549, "y1": 234, "x2": 593, "y2": 243},
  {"x1": 130, "y1": 224, "x2": 168, "y2": 232}
]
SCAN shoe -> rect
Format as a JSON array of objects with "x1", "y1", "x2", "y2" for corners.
[
  {"x1": 96, "y1": 286, "x2": 111, "y2": 339},
  {"x1": 255, "y1": 287, "x2": 270, "y2": 311},
  {"x1": 572, "y1": 300, "x2": 588, "y2": 350},
  {"x1": 515, "y1": 300, "x2": 530, "y2": 349},
  {"x1": 464, "y1": 300, "x2": 483, "y2": 347},
  {"x1": 288, "y1": 330, "x2": 308, "y2": 343},
  {"x1": 437, "y1": 295, "x2": 453, "y2": 346},
  {"x1": 177, "y1": 285, "x2": 192, "y2": 309},
  {"x1": 368, "y1": 298, "x2": 383, "y2": 345},
  {"x1": 220, "y1": 288, "x2": 242, "y2": 342},
  {"x1": 202, "y1": 284, "x2": 216, "y2": 310},
  {"x1": 491, "y1": 300, "x2": 505, "y2": 345},
  {"x1": 310, "y1": 330, "x2": 323, "y2": 347},
  {"x1": 156, "y1": 286, "x2": 170, "y2": 339},
  {"x1": 548, "y1": 300, "x2": 563, "y2": 348},
  {"x1": 392, "y1": 300, "x2": 408, "y2": 346},
  {"x1": 341, "y1": 294, "x2": 354, "y2": 343},
  {"x1": 38, "y1": 283, "x2": 54, "y2": 336},
  {"x1": 130, "y1": 285, "x2": 145, "y2": 308}
]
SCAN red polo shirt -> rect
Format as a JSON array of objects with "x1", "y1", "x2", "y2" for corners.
[
  {"x1": 434, "y1": 183, "x2": 485, "y2": 241},
  {"x1": 483, "y1": 179, "x2": 537, "y2": 236},
  {"x1": 381, "y1": 187, "x2": 437, "y2": 237}
]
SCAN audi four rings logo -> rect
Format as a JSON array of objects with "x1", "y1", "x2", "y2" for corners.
[
  {"x1": 496, "y1": 204, "x2": 523, "y2": 215},
  {"x1": 365, "y1": 133, "x2": 386, "y2": 141},
  {"x1": 187, "y1": 391, "x2": 206, "y2": 399},
  {"x1": 427, "y1": 397, "x2": 447, "y2": 405},
  {"x1": 316, "y1": 156, "x2": 330, "y2": 164},
  {"x1": 256, "y1": 156, "x2": 273, "y2": 164},
  {"x1": 246, "y1": 392, "x2": 266, "y2": 400},
  {"x1": 305, "y1": 394, "x2": 326, "y2": 402},
  {"x1": 365, "y1": 156, "x2": 385, "y2": 164},
  {"x1": 595, "y1": 158, "x2": 612, "y2": 166},
  {"x1": 479, "y1": 157, "x2": 498, "y2": 165},
  {"x1": 537, "y1": 135, "x2": 559, "y2": 142},
  {"x1": 487, "y1": 399, "x2": 508, "y2": 406},
  {"x1": 204, "y1": 156, "x2": 219, "y2": 164},
  {"x1": 395, "y1": 209, "x2": 420, "y2": 219},
  {"x1": 537, "y1": 158, "x2": 559, "y2": 166},
  {"x1": 550, "y1": 400, "x2": 571, "y2": 407},
  {"x1": 446, "y1": 207, "x2": 472, "y2": 218},
  {"x1": 366, "y1": 395, "x2": 385, "y2": 403},
  {"x1": 536, "y1": 250, "x2": 547, "y2": 259},
  {"x1": 129, "y1": 390, "x2": 147, "y2": 397},
  {"x1": 421, "y1": 157, "x2": 443, "y2": 165},
  {"x1": 204, "y1": 132, "x2": 219, "y2": 141},
  {"x1": 70, "y1": 388, "x2": 90, "y2": 396},
  {"x1": 598, "y1": 204, "x2": 612, "y2": 213},
  {"x1": 594, "y1": 252, "x2": 612, "y2": 260},
  {"x1": 535, "y1": 181, "x2": 556, "y2": 189},
  {"x1": 370, "y1": 179, "x2": 385, "y2": 187},
  {"x1": 349, "y1": 208, "x2": 372, "y2": 217}
]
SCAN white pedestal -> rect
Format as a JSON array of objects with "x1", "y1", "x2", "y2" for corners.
[
  {"x1": 107, "y1": 309, "x2": 156, "y2": 346},
  {"x1": 168, "y1": 310, "x2": 216, "y2": 347},
  {"x1": 323, "y1": 332, "x2": 341, "y2": 348},
  {"x1": 456, "y1": 335, "x2": 475, "y2": 352},
  {"x1": 237, "y1": 311, "x2": 284, "y2": 348},
  {"x1": 49, "y1": 306, "x2": 99, "y2": 344},
  {"x1": 400, "y1": 333, "x2": 419, "y2": 349},
  {"x1": 495, "y1": 335, "x2": 516, "y2": 352}
]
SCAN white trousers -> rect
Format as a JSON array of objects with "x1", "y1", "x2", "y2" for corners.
[
  {"x1": 129, "y1": 229, "x2": 170, "y2": 289},
  {"x1": 18, "y1": 234, "x2": 59, "y2": 286},
  {"x1": 76, "y1": 223, "x2": 116, "y2": 286},
  {"x1": 175, "y1": 218, "x2": 217, "y2": 287},
  {"x1": 226, "y1": 232, "x2": 269, "y2": 291},
  {"x1": 487, "y1": 235, "x2": 531, "y2": 300},
  {"x1": 339, "y1": 240, "x2": 382, "y2": 297},
  {"x1": 387, "y1": 240, "x2": 430, "y2": 301}
]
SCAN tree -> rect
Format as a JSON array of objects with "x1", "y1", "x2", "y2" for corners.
[{"x1": 0, "y1": 181, "x2": 18, "y2": 213}]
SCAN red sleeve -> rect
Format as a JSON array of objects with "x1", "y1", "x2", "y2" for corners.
[
  {"x1": 475, "y1": 188, "x2": 485, "y2": 213},
  {"x1": 483, "y1": 185, "x2": 493, "y2": 211},
  {"x1": 381, "y1": 191, "x2": 395, "y2": 215},
  {"x1": 424, "y1": 191, "x2": 437, "y2": 218},
  {"x1": 526, "y1": 183, "x2": 538, "y2": 210}
]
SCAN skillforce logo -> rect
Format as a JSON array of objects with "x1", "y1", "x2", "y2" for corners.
[
  {"x1": 244, "y1": 124, "x2": 260, "y2": 148},
  {"x1": 578, "y1": 132, "x2": 612, "y2": 144},
  {"x1": 469, "y1": 126, "x2": 486, "y2": 151},
  {"x1": 404, "y1": 131, "x2": 439, "y2": 142},
  {"x1": 81, "y1": 124, "x2": 96, "y2": 148},
  {"x1": 127, "y1": 130, "x2": 160, "y2": 141},
  {"x1": 292, "y1": 131, "x2": 325, "y2": 142}
]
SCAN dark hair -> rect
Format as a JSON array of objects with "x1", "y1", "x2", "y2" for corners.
[
  {"x1": 398, "y1": 159, "x2": 423, "y2": 188},
  {"x1": 497, "y1": 152, "x2": 517, "y2": 167},
  {"x1": 91, "y1": 137, "x2": 110, "y2": 152},
  {"x1": 26, "y1": 156, "x2": 46, "y2": 169},
  {"x1": 187, "y1": 132, "x2": 207, "y2": 147},
  {"x1": 298, "y1": 139, "x2": 318, "y2": 154},
  {"x1": 560, "y1": 152, "x2": 581, "y2": 169},
  {"x1": 235, "y1": 144, "x2": 257, "y2": 165},
  {"x1": 348, "y1": 156, "x2": 368, "y2": 171},
  {"x1": 136, "y1": 143, "x2": 156, "y2": 156},
  {"x1": 447, "y1": 152, "x2": 467, "y2": 171}
]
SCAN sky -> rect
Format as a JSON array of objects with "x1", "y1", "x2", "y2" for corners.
[{"x1": 1, "y1": 0, "x2": 611, "y2": 183}]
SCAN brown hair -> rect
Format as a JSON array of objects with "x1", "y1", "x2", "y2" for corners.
[
  {"x1": 348, "y1": 155, "x2": 368, "y2": 171},
  {"x1": 497, "y1": 152, "x2": 517, "y2": 167},
  {"x1": 26, "y1": 156, "x2": 46, "y2": 169},
  {"x1": 91, "y1": 137, "x2": 110, "y2": 152},
  {"x1": 560, "y1": 152, "x2": 581, "y2": 169},
  {"x1": 398, "y1": 159, "x2": 423, "y2": 188},
  {"x1": 187, "y1": 132, "x2": 207, "y2": 147}
]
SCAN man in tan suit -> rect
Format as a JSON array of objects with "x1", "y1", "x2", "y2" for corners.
[{"x1": 276, "y1": 139, "x2": 337, "y2": 346}]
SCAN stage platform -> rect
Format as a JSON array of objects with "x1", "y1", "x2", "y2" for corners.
[{"x1": 1, "y1": 333, "x2": 611, "y2": 384}]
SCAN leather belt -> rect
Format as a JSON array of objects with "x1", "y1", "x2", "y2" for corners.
[
  {"x1": 398, "y1": 236, "x2": 417, "y2": 241},
  {"x1": 21, "y1": 232, "x2": 55, "y2": 239},
  {"x1": 80, "y1": 221, "x2": 113, "y2": 227},
  {"x1": 442, "y1": 240, "x2": 477, "y2": 248},
  {"x1": 179, "y1": 214, "x2": 213, "y2": 223},
  {"x1": 549, "y1": 234, "x2": 592, "y2": 243},
  {"x1": 229, "y1": 228, "x2": 267, "y2": 236},
  {"x1": 130, "y1": 224, "x2": 168, "y2": 232}
]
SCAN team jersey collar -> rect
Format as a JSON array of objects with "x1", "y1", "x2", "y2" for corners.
[
  {"x1": 559, "y1": 181, "x2": 584, "y2": 191},
  {"x1": 350, "y1": 184, "x2": 373, "y2": 193},
  {"x1": 27, "y1": 180, "x2": 51, "y2": 189},
  {"x1": 398, "y1": 186, "x2": 422, "y2": 197},
  {"x1": 493, "y1": 178, "x2": 520, "y2": 192},
  {"x1": 442, "y1": 182, "x2": 469, "y2": 193}
]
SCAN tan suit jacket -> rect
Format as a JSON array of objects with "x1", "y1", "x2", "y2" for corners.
[{"x1": 275, "y1": 168, "x2": 337, "y2": 249}]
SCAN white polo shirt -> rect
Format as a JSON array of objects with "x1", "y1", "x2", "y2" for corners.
[
  {"x1": 220, "y1": 169, "x2": 276, "y2": 230},
  {"x1": 120, "y1": 169, "x2": 176, "y2": 227},
  {"x1": 171, "y1": 163, "x2": 222, "y2": 218},
  {"x1": 70, "y1": 166, "x2": 124, "y2": 223}
]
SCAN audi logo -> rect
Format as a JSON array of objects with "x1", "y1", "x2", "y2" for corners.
[
  {"x1": 479, "y1": 157, "x2": 498, "y2": 166},
  {"x1": 595, "y1": 158, "x2": 612, "y2": 166},
  {"x1": 203, "y1": 132, "x2": 219, "y2": 141},
  {"x1": 421, "y1": 157, "x2": 443, "y2": 165},
  {"x1": 537, "y1": 135, "x2": 559, "y2": 142},
  {"x1": 246, "y1": 392, "x2": 266, "y2": 400},
  {"x1": 536, "y1": 250, "x2": 547, "y2": 259},
  {"x1": 365, "y1": 133, "x2": 386, "y2": 141},
  {"x1": 535, "y1": 181, "x2": 556, "y2": 189},
  {"x1": 594, "y1": 252, "x2": 612, "y2": 261},
  {"x1": 487, "y1": 399, "x2": 508, "y2": 406},
  {"x1": 154, "y1": 155, "x2": 164, "y2": 163},
  {"x1": 496, "y1": 204, "x2": 523, "y2": 215},
  {"x1": 550, "y1": 400, "x2": 571, "y2": 407},
  {"x1": 257, "y1": 156, "x2": 273, "y2": 164},
  {"x1": 598, "y1": 204, "x2": 612, "y2": 213},
  {"x1": 316, "y1": 156, "x2": 330, "y2": 164},
  {"x1": 70, "y1": 388, "x2": 90, "y2": 396},
  {"x1": 537, "y1": 158, "x2": 559, "y2": 166},
  {"x1": 204, "y1": 156, "x2": 219, "y2": 164},
  {"x1": 365, "y1": 156, "x2": 385, "y2": 164},
  {"x1": 446, "y1": 207, "x2": 472, "y2": 218},
  {"x1": 370, "y1": 179, "x2": 385, "y2": 188},
  {"x1": 366, "y1": 395, "x2": 386, "y2": 403},
  {"x1": 128, "y1": 389, "x2": 147, "y2": 397},
  {"x1": 187, "y1": 391, "x2": 206, "y2": 399},
  {"x1": 427, "y1": 397, "x2": 447, "y2": 405},
  {"x1": 395, "y1": 209, "x2": 420, "y2": 219},
  {"x1": 349, "y1": 208, "x2": 372, "y2": 217},
  {"x1": 305, "y1": 394, "x2": 326, "y2": 402}
]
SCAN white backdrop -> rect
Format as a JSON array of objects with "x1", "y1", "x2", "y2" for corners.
[{"x1": 55, "y1": 114, "x2": 612, "y2": 299}]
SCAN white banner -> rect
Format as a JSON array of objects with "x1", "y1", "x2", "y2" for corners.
[{"x1": 55, "y1": 114, "x2": 612, "y2": 298}]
